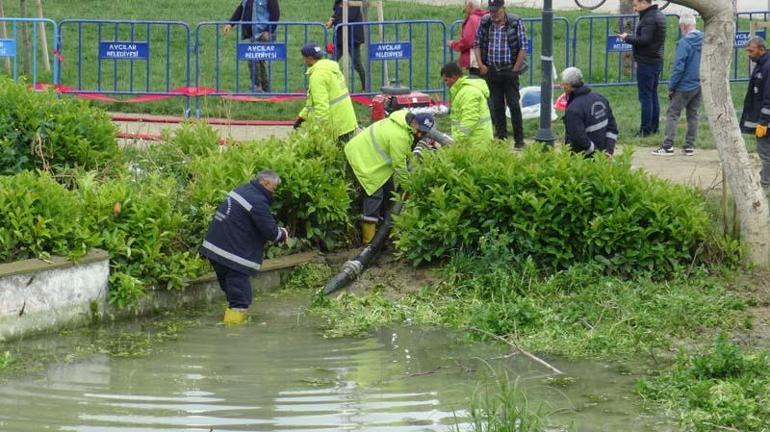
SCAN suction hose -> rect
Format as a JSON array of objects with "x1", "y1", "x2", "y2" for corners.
[{"x1": 324, "y1": 130, "x2": 454, "y2": 295}]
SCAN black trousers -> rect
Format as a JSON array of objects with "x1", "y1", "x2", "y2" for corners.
[
  {"x1": 335, "y1": 42, "x2": 366, "y2": 91},
  {"x1": 362, "y1": 177, "x2": 395, "y2": 223},
  {"x1": 484, "y1": 68, "x2": 524, "y2": 145},
  {"x1": 210, "y1": 259, "x2": 253, "y2": 309}
]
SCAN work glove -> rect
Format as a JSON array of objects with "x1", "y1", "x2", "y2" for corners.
[
  {"x1": 278, "y1": 227, "x2": 289, "y2": 244},
  {"x1": 293, "y1": 117, "x2": 305, "y2": 129},
  {"x1": 757, "y1": 124, "x2": 768, "y2": 138}
]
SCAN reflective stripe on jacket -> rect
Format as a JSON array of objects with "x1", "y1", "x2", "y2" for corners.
[
  {"x1": 449, "y1": 76, "x2": 493, "y2": 143},
  {"x1": 199, "y1": 180, "x2": 282, "y2": 275},
  {"x1": 564, "y1": 86, "x2": 619, "y2": 156},
  {"x1": 741, "y1": 52, "x2": 770, "y2": 133},
  {"x1": 344, "y1": 109, "x2": 414, "y2": 196},
  {"x1": 299, "y1": 58, "x2": 358, "y2": 138}
]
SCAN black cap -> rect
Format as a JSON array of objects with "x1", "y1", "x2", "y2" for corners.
[
  {"x1": 300, "y1": 44, "x2": 323, "y2": 59},
  {"x1": 488, "y1": 0, "x2": 504, "y2": 11}
]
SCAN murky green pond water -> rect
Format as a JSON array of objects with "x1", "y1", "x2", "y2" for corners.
[{"x1": 0, "y1": 293, "x2": 676, "y2": 431}]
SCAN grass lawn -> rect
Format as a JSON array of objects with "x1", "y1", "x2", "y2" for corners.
[{"x1": 0, "y1": 0, "x2": 757, "y2": 149}]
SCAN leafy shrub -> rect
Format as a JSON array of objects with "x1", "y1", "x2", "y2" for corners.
[
  {"x1": 638, "y1": 336, "x2": 770, "y2": 431},
  {"x1": 0, "y1": 77, "x2": 119, "y2": 175},
  {"x1": 124, "y1": 122, "x2": 221, "y2": 187},
  {"x1": 395, "y1": 143, "x2": 724, "y2": 276},
  {"x1": 0, "y1": 171, "x2": 91, "y2": 261},
  {"x1": 77, "y1": 171, "x2": 205, "y2": 307},
  {"x1": 185, "y1": 122, "x2": 353, "y2": 254}
]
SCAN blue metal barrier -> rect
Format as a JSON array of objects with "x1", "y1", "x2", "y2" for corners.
[
  {"x1": 334, "y1": 20, "x2": 446, "y2": 98},
  {"x1": 733, "y1": 11, "x2": 770, "y2": 82},
  {"x1": 0, "y1": 18, "x2": 58, "y2": 86},
  {"x1": 57, "y1": 19, "x2": 191, "y2": 112},
  {"x1": 449, "y1": 17, "x2": 570, "y2": 87},
  {"x1": 571, "y1": 13, "x2": 680, "y2": 87},
  {"x1": 194, "y1": 20, "x2": 327, "y2": 114}
]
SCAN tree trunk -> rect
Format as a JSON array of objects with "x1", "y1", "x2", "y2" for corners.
[
  {"x1": 672, "y1": 0, "x2": 770, "y2": 267},
  {"x1": 19, "y1": 0, "x2": 31, "y2": 76},
  {"x1": 619, "y1": 0, "x2": 634, "y2": 76}
]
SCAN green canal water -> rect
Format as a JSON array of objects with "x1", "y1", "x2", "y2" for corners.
[{"x1": 0, "y1": 293, "x2": 676, "y2": 431}]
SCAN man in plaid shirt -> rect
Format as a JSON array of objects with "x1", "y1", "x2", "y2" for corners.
[{"x1": 473, "y1": 0, "x2": 528, "y2": 148}]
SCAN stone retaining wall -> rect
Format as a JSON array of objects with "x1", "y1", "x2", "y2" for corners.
[{"x1": 0, "y1": 250, "x2": 320, "y2": 341}]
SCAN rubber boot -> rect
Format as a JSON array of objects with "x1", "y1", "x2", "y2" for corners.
[
  {"x1": 361, "y1": 222, "x2": 376, "y2": 245},
  {"x1": 223, "y1": 307, "x2": 247, "y2": 325}
]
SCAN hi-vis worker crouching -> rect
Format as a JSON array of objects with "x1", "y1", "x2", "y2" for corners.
[
  {"x1": 294, "y1": 44, "x2": 358, "y2": 144},
  {"x1": 200, "y1": 170, "x2": 289, "y2": 325},
  {"x1": 344, "y1": 110, "x2": 437, "y2": 244}
]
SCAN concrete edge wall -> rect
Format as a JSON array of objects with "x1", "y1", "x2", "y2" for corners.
[
  {"x1": 0, "y1": 250, "x2": 111, "y2": 343},
  {"x1": 0, "y1": 250, "x2": 321, "y2": 342}
]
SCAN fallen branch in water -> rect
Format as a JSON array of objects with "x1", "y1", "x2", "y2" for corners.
[{"x1": 467, "y1": 326, "x2": 563, "y2": 375}]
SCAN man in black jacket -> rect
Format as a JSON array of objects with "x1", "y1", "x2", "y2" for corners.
[
  {"x1": 561, "y1": 67, "x2": 619, "y2": 157},
  {"x1": 618, "y1": 0, "x2": 666, "y2": 137},
  {"x1": 472, "y1": 0, "x2": 528, "y2": 149},
  {"x1": 224, "y1": 0, "x2": 281, "y2": 93},
  {"x1": 740, "y1": 37, "x2": 770, "y2": 190},
  {"x1": 327, "y1": 0, "x2": 366, "y2": 91},
  {"x1": 200, "y1": 170, "x2": 289, "y2": 325}
]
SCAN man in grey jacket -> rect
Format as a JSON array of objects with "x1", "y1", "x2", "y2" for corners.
[{"x1": 652, "y1": 13, "x2": 702, "y2": 156}]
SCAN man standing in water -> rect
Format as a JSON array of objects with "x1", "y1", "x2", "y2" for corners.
[{"x1": 200, "y1": 170, "x2": 289, "y2": 325}]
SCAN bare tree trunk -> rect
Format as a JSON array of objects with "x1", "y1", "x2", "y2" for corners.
[
  {"x1": 672, "y1": 0, "x2": 770, "y2": 267},
  {"x1": 35, "y1": 0, "x2": 49, "y2": 73},
  {"x1": 619, "y1": 0, "x2": 634, "y2": 76},
  {"x1": 19, "y1": 0, "x2": 31, "y2": 76}
]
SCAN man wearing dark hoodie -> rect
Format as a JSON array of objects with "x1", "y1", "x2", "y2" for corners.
[
  {"x1": 618, "y1": 0, "x2": 666, "y2": 137},
  {"x1": 653, "y1": 13, "x2": 702, "y2": 156}
]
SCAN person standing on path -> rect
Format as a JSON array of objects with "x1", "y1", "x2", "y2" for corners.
[
  {"x1": 617, "y1": 0, "x2": 666, "y2": 137},
  {"x1": 740, "y1": 37, "x2": 770, "y2": 191},
  {"x1": 652, "y1": 13, "x2": 702, "y2": 156},
  {"x1": 294, "y1": 44, "x2": 358, "y2": 144},
  {"x1": 224, "y1": 0, "x2": 281, "y2": 93},
  {"x1": 200, "y1": 170, "x2": 289, "y2": 325},
  {"x1": 473, "y1": 0, "x2": 528, "y2": 149},
  {"x1": 449, "y1": 0, "x2": 487, "y2": 76}
]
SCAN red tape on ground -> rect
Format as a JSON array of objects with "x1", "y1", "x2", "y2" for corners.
[{"x1": 32, "y1": 83, "x2": 381, "y2": 105}]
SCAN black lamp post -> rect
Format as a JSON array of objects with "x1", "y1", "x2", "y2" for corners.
[{"x1": 534, "y1": 0, "x2": 556, "y2": 145}]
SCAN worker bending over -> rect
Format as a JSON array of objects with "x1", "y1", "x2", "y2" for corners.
[
  {"x1": 200, "y1": 170, "x2": 289, "y2": 325},
  {"x1": 561, "y1": 67, "x2": 619, "y2": 157},
  {"x1": 294, "y1": 44, "x2": 358, "y2": 143},
  {"x1": 344, "y1": 110, "x2": 437, "y2": 244}
]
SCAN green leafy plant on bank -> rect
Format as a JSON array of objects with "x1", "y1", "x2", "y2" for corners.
[
  {"x1": 0, "y1": 77, "x2": 119, "y2": 176},
  {"x1": 0, "y1": 171, "x2": 91, "y2": 262},
  {"x1": 77, "y1": 171, "x2": 206, "y2": 307},
  {"x1": 311, "y1": 244, "x2": 749, "y2": 359},
  {"x1": 638, "y1": 335, "x2": 770, "y2": 432},
  {"x1": 395, "y1": 142, "x2": 736, "y2": 276},
  {"x1": 184, "y1": 119, "x2": 354, "y2": 255},
  {"x1": 458, "y1": 372, "x2": 552, "y2": 432}
]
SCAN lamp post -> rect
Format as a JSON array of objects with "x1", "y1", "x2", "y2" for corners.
[{"x1": 534, "y1": 0, "x2": 556, "y2": 145}]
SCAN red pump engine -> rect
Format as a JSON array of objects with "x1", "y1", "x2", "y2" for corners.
[{"x1": 370, "y1": 82, "x2": 432, "y2": 122}]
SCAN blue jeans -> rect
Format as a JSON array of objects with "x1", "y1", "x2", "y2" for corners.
[{"x1": 636, "y1": 62, "x2": 663, "y2": 135}]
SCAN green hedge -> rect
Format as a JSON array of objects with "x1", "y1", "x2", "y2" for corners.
[
  {"x1": 0, "y1": 171, "x2": 90, "y2": 262},
  {"x1": 394, "y1": 142, "x2": 719, "y2": 275},
  {"x1": 0, "y1": 120, "x2": 355, "y2": 306},
  {"x1": 0, "y1": 77, "x2": 119, "y2": 175},
  {"x1": 184, "y1": 120, "x2": 354, "y2": 253}
]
